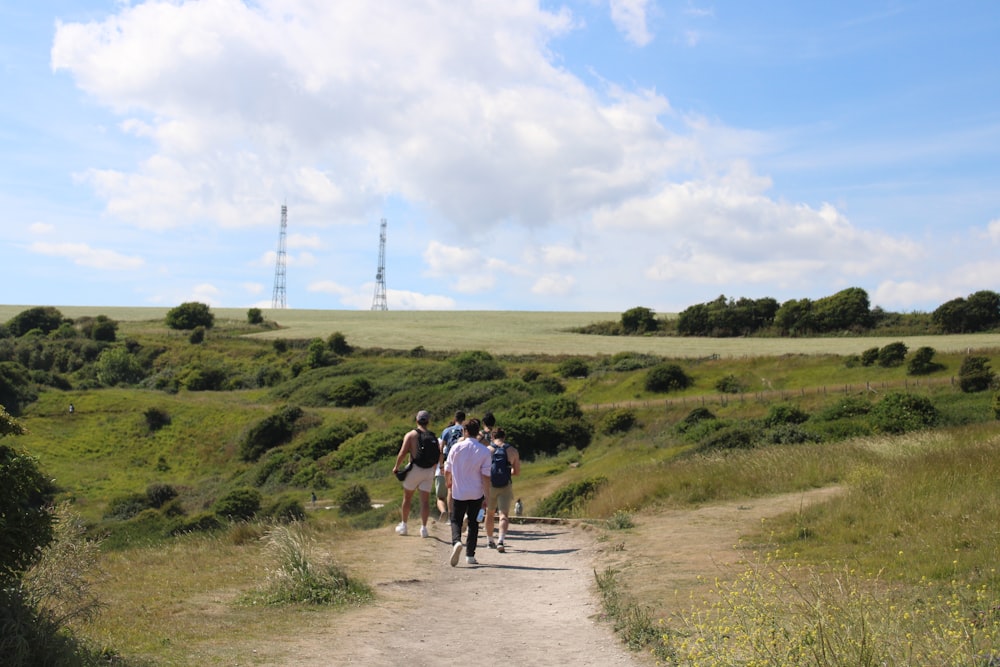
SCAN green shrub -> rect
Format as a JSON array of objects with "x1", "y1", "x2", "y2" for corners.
[
  {"x1": 145, "y1": 483, "x2": 178, "y2": 509},
  {"x1": 868, "y1": 392, "x2": 939, "y2": 434},
  {"x1": 534, "y1": 476, "x2": 607, "y2": 517},
  {"x1": 715, "y1": 374, "x2": 745, "y2": 394},
  {"x1": 877, "y1": 341, "x2": 908, "y2": 367},
  {"x1": 247, "y1": 308, "x2": 264, "y2": 325},
  {"x1": 762, "y1": 404, "x2": 809, "y2": 428},
  {"x1": 188, "y1": 325, "x2": 206, "y2": 344},
  {"x1": 336, "y1": 484, "x2": 372, "y2": 516},
  {"x1": 295, "y1": 418, "x2": 368, "y2": 459},
  {"x1": 169, "y1": 512, "x2": 224, "y2": 535},
  {"x1": 450, "y1": 350, "x2": 505, "y2": 382},
  {"x1": 556, "y1": 358, "x2": 589, "y2": 378},
  {"x1": 644, "y1": 363, "x2": 692, "y2": 393},
  {"x1": 677, "y1": 407, "x2": 716, "y2": 433},
  {"x1": 531, "y1": 375, "x2": 565, "y2": 395},
  {"x1": 240, "y1": 405, "x2": 305, "y2": 462},
  {"x1": 958, "y1": 355, "x2": 995, "y2": 393},
  {"x1": 214, "y1": 487, "x2": 262, "y2": 521},
  {"x1": 607, "y1": 352, "x2": 661, "y2": 372},
  {"x1": 521, "y1": 368, "x2": 540, "y2": 382},
  {"x1": 696, "y1": 423, "x2": 762, "y2": 452},
  {"x1": 599, "y1": 408, "x2": 637, "y2": 435},
  {"x1": 329, "y1": 378, "x2": 375, "y2": 407},
  {"x1": 104, "y1": 492, "x2": 151, "y2": 521},
  {"x1": 328, "y1": 429, "x2": 404, "y2": 471},
  {"x1": 144, "y1": 406, "x2": 171, "y2": 431},
  {"x1": 766, "y1": 424, "x2": 822, "y2": 445},
  {"x1": 907, "y1": 346, "x2": 941, "y2": 375},
  {"x1": 327, "y1": 332, "x2": 352, "y2": 355},
  {"x1": 0, "y1": 440, "x2": 55, "y2": 583},
  {"x1": 5, "y1": 307, "x2": 65, "y2": 337},
  {"x1": 860, "y1": 347, "x2": 879, "y2": 366},
  {"x1": 165, "y1": 301, "x2": 214, "y2": 330},
  {"x1": 265, "y1": 497, "x2": 307, "y2": 523},
  {"x1": 814, "y1": 395, "x2": 872, "y2": 421}
]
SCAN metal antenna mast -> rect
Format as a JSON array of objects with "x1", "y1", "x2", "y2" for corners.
[
  {"x1": 271, "y1": 204, "x2": 288, "y2": 309},
  {"x1": 371, "y1": 218, "x2": 388, "y2": 311}
]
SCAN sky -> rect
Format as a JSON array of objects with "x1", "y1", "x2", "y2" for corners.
[{"x1": 2, "y1": 1, "x2": 1000, "y2": 313}]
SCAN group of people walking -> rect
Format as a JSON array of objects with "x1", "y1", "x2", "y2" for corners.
[{"x1": 391, "y1": 409, "x2": 521, "y2": 566}]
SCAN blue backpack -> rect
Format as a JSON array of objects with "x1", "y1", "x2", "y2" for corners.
[{"x1": 490, "y1": 443, "x2": 512, "y2": 488}]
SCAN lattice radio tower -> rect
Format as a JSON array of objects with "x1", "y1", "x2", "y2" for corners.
[
  {"x1": 271, "y1": 204, "x2": 288, "y2": 309},
  {"x1": 371, "y1": 218, "x2": 388, "y2": 311}
]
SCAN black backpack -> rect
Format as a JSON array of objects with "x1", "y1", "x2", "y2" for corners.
[
  {"x1": 413, "y1": 429, "x2": 440, "y2": 468},
  {"x1": 490, "y1": 443, "x2": 512, "y2": 487}
]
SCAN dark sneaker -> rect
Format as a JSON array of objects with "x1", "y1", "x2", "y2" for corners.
[
  {"x1": 497, "y1": 542, "x2": 505, "y2": 553},
  {"x1": 487, "y1": 540, "x2": 496, "y2": 549}
]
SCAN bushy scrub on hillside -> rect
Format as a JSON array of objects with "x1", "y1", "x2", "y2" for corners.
[
  {"x1": 336, "y1": 484, "x2": 371, "y2": 516},
  {"x1": 534, "y1": 477, "x2": 607, "y2": 517},
  {"x1": 294, "y1": 418, "x2": 368, "y2": 459},
  {"x1": 165, "y1": 301, "x2": 214, "y2": 330},
  {"x1": 601, "y1": 352, "x2": 662, "y2": 372},
  {"x1": 645, "y1": 363, "x2": 692, "y2": 393},
  {"x1": 214, "y1": 487, "x2": 261, "y2": 521},
  {"x1": 327, "y1": 428, "x2": 406, "y2": 472},
  {"x1": 240, "y1": 405, "x2": 305, "y2": 462},
  {"x1": 599, "y1": 408, "x2": 637, "y2": 435},
  {"x1": 450, "y1": 350, "x2": 505, "y2": 382},
  {"x1": 328, "y1": 377, "x2": 375, "y2": 407},
  {"x1": 714, "y1": 373, "x2": 745, "y2": 394},
  {"x1": 762, "y1": 404, "x2": 809, "y2": 428},
  {"x1": 556, "y1": 357, "x2": 589, "y2": 378},
  {"x1": 868, "y1": 392, "x2": 938, "y2": 434},
  {"x1": 958, "y1": 355, "x2": 995, "y2": 393},
  {"x1": 503, "y1": 396, "x2": 592, "y2": 459}
]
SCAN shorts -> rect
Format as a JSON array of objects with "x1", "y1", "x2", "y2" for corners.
[
  {"x1": 434, "y1": 475, "x2": 448, "y2": 501},
  {"x1": 488, "y1": 483, "x2": 514, "y2": 515},
  {"x1": 403, "y1": 464, "x2": 436, "y2": 493}
]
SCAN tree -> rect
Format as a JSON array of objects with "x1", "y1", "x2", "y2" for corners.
[
  {"x1": 621, "y1": 307, "x2": 658, "y2": 334},
  {"x1": 958, "y1": 356, "x2": 995, "y2": 393},
  {"x1": 774, "y1": 298, "x2": 814, "y2": 336},
  {"x1": 95, "y1": 347, "x2": 145, "y2": 386},
  {"x1": 907, "y1": 346, "x2": 940, "y2": 376},
  {"x1": 247, "y1": 308, "x2": 264, "y2": 325},
  {"x1": 165, "y1": 302, "x2": 215, "y2": 330},
  {"x1": 0, "y1": 406, "x2": 55, "y2": 584},
  {"x1": 812, "y1": 287, "x2": 872, "y2": 332},
  {"x1": 932, "y1": 297, "x2": 968, "y2": 333},
  {"x1": 645, "y1": 363, "x2": 692, "y2": 393},
  {"x1": 876, "y1": 341, "x2": 908, "y2": 368},
  {"x1": 5, "y1": 307, "x2": 65, "y2": 337}
]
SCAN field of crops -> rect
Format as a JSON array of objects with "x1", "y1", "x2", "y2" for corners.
[{"x1": 4, "y1": 304, "x2": 1000, "y2": 357}]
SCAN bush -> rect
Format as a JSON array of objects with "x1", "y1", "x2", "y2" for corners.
[
  {"x1": 868, "y1": 392, "x2": 939, "y2": 434},
  {"x1": 247, "y1": 308, "x2": 264, "y2": 325},
  {"x1": 860, "y1": 347, "x2": 879, "y2": 366},
  {"x1": 5, "y1": 307, "x2": 65, "y2": 337},
  {"x1": 531, "y1": 375, "x2": 565, "y2": 395},
  {"x1": 534, "y1": 477, "x2": 607, "y2": 517},
  {"x1": 329, "y1": 378, "x2": 375, "y2": 407},
  {"x1": 188, "y1": 326, "x2": 206, "y2": 344},
  {"x1": 240, "y1": 405, "x2": 305, "y2": 462},
  {"x1": 144, "y1": 406, "x2": 171, "y2": 431},
  {"x1": 145, "y1": 483, "x2": 178, "y2": 509},
  {"x1": 762, "y1": 404, "x2": 809, "y2": 428},
  {"x1": 766, "y1": 424, "x2": 821, "y2": 445},
  {"x1": 165, "y1": 302, "x2": 215, "y2": 330},
  {"x1": 327, "y1": 332, "x2": 352, "y2": 355},
  {"x1": 644, "y1": 363, "x2": 692, "y2": 393},
  {"x1": 715, "y1": 374, "x2": 745, "y2": 394},
  {"x1": 0, "y1": 439, "x2": 55, "y2": 583},
  {"x1": 696, "y1": 423, "x2": 762, "y2": 452},
  {"x1": 214, "y1": 487, "x2": 262, "y2": 521},
  {"x1": 599, "y1": 408, "x2": 637, "y2": 435},
  {"x1": 104, "y1": 492, "x2": 151, "y2": 521},
  {"x1": 169, "y1": 512, "x2": 224, "y2": 535},
  {"x1": 450, "y1": 350, "x2": 505, "y2": 382},
  {"x1": 556, "y1": 358, "x2": 589, "y2": 379},
  {"x1": 677, "y1": 407, "x2": 716, "y2": 434},
  {"x1": 877, "y1": 341, "x2": 908, "y2": 367},
  {"x1": 907, "y1": 346, "x2": 941, "y2": 376},
  {"x1": 265, "y1": 498, "x2": 307, "y2": 523},
  {"x1": 336, "y1": 484, "x2": 372, "y2": 516},
  {"x1": 958, "y1": 356, "x2": 995, "y2": 393}
]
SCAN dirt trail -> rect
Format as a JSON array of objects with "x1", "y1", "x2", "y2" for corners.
[{"x1": 259, "y1": 487, "x2": 841, "y2": 666}]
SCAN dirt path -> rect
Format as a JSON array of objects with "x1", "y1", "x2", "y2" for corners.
[{"x1": 258, "y1": 487, "x2": 841, "y2": 666}]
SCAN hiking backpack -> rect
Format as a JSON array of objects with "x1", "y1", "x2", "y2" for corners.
[
  {"x1": 413, "y1": 429, "x2": 440, "y2": 468},
  {"x1": 490, "y1": 443, "x2": 512, "y2": 488}
]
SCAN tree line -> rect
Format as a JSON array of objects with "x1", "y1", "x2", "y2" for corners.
[{"x1": 576, "y1": 288, "x2": 1000, "y2": 337}]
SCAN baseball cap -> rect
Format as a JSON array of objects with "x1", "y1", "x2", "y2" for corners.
[{"x1": 416, "y1": 410, "x2": 430, "y2": 424}]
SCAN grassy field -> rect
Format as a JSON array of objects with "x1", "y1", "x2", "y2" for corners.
[{"x1": 4, "y1": 304, "x2": 1000, "y2": 357}]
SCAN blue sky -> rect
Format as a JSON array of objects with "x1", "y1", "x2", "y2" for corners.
[{"x1": 2, "y1": 1, "x2": 999, "y2": 313}]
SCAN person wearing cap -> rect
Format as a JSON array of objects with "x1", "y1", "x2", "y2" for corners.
[{"x1": 392, "y1": 410, "x2": 439, "y2": 538}]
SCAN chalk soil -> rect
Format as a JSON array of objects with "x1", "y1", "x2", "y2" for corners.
[{"x1": 259, "y1": 488, "x2": 839, "y2": 665}]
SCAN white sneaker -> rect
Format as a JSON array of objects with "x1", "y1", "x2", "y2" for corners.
[
  {"x1": 466, "y1": 556, "x2": 478, "y2": 565},
  {"x1": 450, "y1": 542, "x2": 463, "y2": 567},
  {"x1": 395, "y1": 522, "x2": 407, "y2": 536},
  {"x1": 420, "y1": 525, "x2": 429, "y2": 538}
]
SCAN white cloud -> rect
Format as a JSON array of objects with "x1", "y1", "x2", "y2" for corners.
[
  {"x1": 29, "y1": 241, "x2": 144, "y2": 270},
  {"x1": 531, "y1": 273, "x2": 576, "y2": 296},
  {"x1": 190, "y1": 283, "x2": 221, "y2": 305},
  {"x1": 985, "y1": 218, "x2": 1000, "y2": 243},
  {"x1": 28, "y1": 222, "x2": 55, "y2": 235},
  {"x1": 609, "y1": 0, "x2": 654, "y2": 46}
]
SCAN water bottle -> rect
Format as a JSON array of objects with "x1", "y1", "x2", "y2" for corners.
[{"x1": 476, "y1": 507, "x2": 485, "y2": 522}]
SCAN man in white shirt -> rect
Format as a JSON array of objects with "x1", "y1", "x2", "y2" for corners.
[{"x1": 443, "y1": 417, "x2": 491, "y2": 566}]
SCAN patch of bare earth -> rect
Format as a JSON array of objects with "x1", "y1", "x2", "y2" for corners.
[{"x1": 248, "y1": 488, "x2": 840, "y2": 666}]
